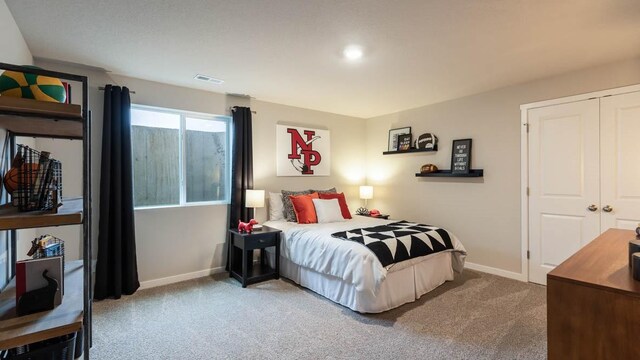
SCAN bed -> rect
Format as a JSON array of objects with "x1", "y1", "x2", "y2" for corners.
[{"x1": 263, "y1": 216, "x2": 466, "y2": 313}]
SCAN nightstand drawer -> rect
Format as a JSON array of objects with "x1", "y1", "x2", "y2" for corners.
[{"x1": 245, "y1": 235, "x2": 277, "y2": 250}]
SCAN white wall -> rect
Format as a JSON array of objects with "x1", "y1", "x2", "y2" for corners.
[
  {"x1": 251, "y1": 100, "x2": 367, "y2": 221},
  {"x1": 365, "y1": 57, "x2": 640, "y2": 275},
  {"x1": 0, "y1": 0, "x2": 31, "y2": 284},
  {"x1": 0, "y1": 0, "x2": 31, "y2": 65},
  {"x1": 31, "y1": 60, "x2": 366, "y2": 286}
]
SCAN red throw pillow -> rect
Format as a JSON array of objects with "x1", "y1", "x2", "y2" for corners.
[
  {"x1": 289, "y1": 192, "x2": 320, "y2": 224},
  {"x1": 318, "y1": 192, "x2": 352, "y2": 219}
]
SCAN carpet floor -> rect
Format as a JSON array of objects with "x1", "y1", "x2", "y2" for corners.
[{"x1": 91, "y1": 270, "x2": 547, "y2": 360}]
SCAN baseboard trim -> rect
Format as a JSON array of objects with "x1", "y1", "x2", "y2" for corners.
[
  {"x1": 464, "y1": 262, "x2": 528, "y2": 282},
  {"x1": 139, "y1": 266, "x2": 226, "y2": 289}
]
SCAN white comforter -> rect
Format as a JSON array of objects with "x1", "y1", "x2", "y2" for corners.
[{"x1": 264, "y1": 217, "x2": 466, "y2": 296}]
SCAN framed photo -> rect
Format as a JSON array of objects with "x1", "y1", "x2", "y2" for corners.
[
  {"x1": 397, "y1": 134, "x2": 412, "y2": 151},
  {"x1": 451, "y1": 138, "x2": 472, "y2": 174},
  {"x1": 388, "y1": 127, "x2": 411, "y2": 151}
]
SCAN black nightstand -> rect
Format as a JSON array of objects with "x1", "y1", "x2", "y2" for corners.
[
  {"x1": 228, "y1": 225, "x2": 281, "y2": 288},
  {"x1": 357, "y1": 214, "x2": 390, "y2": 220}
]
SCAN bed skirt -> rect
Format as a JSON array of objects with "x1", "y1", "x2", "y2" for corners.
[{"x1": 271, "y1": 251, "x2": 455, "y2": 313}]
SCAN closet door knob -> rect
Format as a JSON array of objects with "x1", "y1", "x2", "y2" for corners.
[
  {"x1": 603, "y1": 205, "x2": 613, "y2": 213},
  {"x1": 587, "y1": 204, "x2": 598, "y2": 212}
]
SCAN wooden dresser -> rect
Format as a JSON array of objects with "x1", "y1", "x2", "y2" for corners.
[{"x1": 547, "y1": 229, "x2": 640, "y2": 359}]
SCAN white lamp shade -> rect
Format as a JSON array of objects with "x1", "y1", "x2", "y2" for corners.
[
  {"x1": 359, "y1": 186, "x2": 373, "y2": 200},
  {"x1": 245, "y1": 190, "x2": 265, "y2": 208}
]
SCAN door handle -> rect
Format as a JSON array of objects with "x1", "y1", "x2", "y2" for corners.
[
  {"x1": 587, "y1": 204, "x2": 598, "y2": 212},
  {"x1": 602, "y1": 205, "x2": 613, "y2": 213}
]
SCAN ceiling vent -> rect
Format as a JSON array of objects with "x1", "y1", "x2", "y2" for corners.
[{"x1": 194, "y1": 74, "x2": 224, "y2": 85}]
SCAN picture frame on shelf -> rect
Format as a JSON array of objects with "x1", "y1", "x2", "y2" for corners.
[
  {"x1": 397, "y1": 134, "x2": 412, "y2": 151},
  {"x1": 388, "y1": 127, "x2": 411, "y2": 151},
  {"x1": 451, "y1": 138, "x2": 472, "y2": 174}
]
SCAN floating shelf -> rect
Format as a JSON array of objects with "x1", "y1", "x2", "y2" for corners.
[
  {"x1": 0, "y1": 261, "x2": 84, "y2": 349},
  {"x1": 0, "y1": 198, "x2": 83, "y2": 231},
  {"x1": 383, "y1": 146, "x2": 438, "y2": 155},
  {"x1": 0, "y1": 97, "x2": 83, "y2": 139},
  {"x1": 415, "y1": 169, "x2": 484, "y2": 177}
]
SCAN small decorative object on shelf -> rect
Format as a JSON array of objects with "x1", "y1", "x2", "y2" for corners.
[
  {"x1": 16, "y1": 270, "x2": 59, "y2": 316},
  {"x1": 636, "y1": 223, "x2": 640, "y2": 237},
  {"x1": 414, "y1": 133, "x2": 438, "y2": 150},
  {"x1": 28, "y1": 234, "x2": 65, "y2": 263},
  {"x1": 451, "y1": 138, "x2": 472, "y2": 175},
  {"x1": 7, "y1": 145, "x2": 62, "y2": 212},
  {"x1": 397, "y1": 133, "x2": 412, "y2": 151},
  {"x1": 632, "y1": 253, "x2": 640, "y2": 281},
  {"x1": 356, "y1": 207, "x2": 369, "y2": 215},
  {"x1": 238, "y1": 219, "x2": 259, "y2": 233},
  {"x1": 420, "y1": 164, "x2": 438, "y2": 174},
  {"x1": 388, "y1": 127, "x2": 411, "y2": 151},
  {"x1": 0, "y1": 66, "x2": 67, "y2": 103},
  {"x1": 629, "y1": 239, "x2": 640, "y2": 268}
]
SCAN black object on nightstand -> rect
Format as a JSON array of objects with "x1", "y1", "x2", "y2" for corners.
[
  {"x1": 357, "y1": 214, "x2": 390, "y2": 220},
  {"x1": 228, "y1": 225, "x2": 281, "y2": 288}
]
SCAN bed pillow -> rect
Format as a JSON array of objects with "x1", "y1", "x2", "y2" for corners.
[
  {"x1": 289, "y1": 192, "x2": 320, "y2": 224},
  {"x1": 310, "y1": 187, "x2": 337, "y2": 195},
  {"x1": 282, "y1": 190, "x2": 312, "y2": 221},
  {"x1": 312, "y1": 198, "x2": 346, "y2": 223},
  {"x1": 268, "y1": 192, "x2": 285, "y2": 221},
  {"x1": 318, "y1": 192, "x2": 352, "y2": 219}
]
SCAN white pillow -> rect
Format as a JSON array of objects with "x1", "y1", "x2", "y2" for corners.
[
  {"x1": 268, "y1": 192, "x2": 285, "y2": 221},
  {"x1": 312, "y1": 198, "x2": 346, "y2": 223}
]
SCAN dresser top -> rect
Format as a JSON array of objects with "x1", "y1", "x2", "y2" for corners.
[{"x1": 548, "y1": 229, "x2": 640, "y2": 297}]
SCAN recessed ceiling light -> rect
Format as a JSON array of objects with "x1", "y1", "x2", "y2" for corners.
[
  {"x1": 194, "y1": 74, "x2": 224, "y2": 85},
  {"x1": 343, "y1": 45, "x2": 363, "y2": 61}
]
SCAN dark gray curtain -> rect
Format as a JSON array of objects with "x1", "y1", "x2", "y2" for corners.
[
  {"x1": 95, "y1": 85, "x2": 140, "y2": 300},
  {"x1": 226, "y1": 106, "x2": 253, "y2": 270}
]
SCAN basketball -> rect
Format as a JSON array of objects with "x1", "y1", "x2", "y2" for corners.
[
  {"x1": 3, "y1": 163, "x2": 39, "y2": 194},
  {"x1": 0, "y1": 66, "x2": 66, "y2": 103}
]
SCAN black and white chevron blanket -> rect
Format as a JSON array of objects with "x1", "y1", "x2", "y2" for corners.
[{"x1": 331, "y1": 221, "x2": 455, "y2": 267}]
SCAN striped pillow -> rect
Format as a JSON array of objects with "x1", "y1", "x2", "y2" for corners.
[{"x1": 281, "y1": 190, "x2": 312, "y2": 221}]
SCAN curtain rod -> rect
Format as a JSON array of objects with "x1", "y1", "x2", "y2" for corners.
[
  {"x1": 230, "y1": 107, "x2": 256, "y2": 114},
  {"x1": 98, "y1": 86, "x2": 136, "y2": 94}
]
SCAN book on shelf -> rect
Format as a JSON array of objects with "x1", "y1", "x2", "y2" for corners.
[
  {"x1": 61, "y1": 82, "x2": 72, "y2": 104},
  {"x1": 15, "y1": 256, "x2": 64, "y2": 306}
]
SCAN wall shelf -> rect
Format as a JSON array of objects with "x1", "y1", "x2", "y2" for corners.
[
  {"x1": 415, "y1": 169, "x2": 484, "y2": 177},
  {"x1": 383, "y1": 146, "x2": 437, "y2": 155},
  {"x1": 0, "y1": 261, "x2": 84, "y2": 349}
]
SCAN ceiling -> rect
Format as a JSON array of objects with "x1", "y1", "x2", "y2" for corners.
[{"x1": 6, "y1": 0, "x2": 640, "y2": 118}]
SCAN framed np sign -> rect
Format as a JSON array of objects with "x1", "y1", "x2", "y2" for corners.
[
  {"x1": 276, "y1": 124, "x2": 330, "y2": 176},
  {"x1": 451, "y1": 138, "x2": 472, "y2": 174}
]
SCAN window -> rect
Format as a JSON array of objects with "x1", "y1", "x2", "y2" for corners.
[{"x1": 131, "y1": 105, "x2": 231, "y2": 208}]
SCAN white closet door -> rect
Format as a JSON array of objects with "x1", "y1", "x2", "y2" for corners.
[
  {"x1": 528, "y1": 99, "x2": 600, "y2": 285},
  {"x1": 601, "y1": 91, "x2": 640, "y2": 231}
]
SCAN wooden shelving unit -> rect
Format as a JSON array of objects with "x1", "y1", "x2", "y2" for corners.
[
  {"x1": 0, "y1": 62, "x2": 91, "y2": 359},
  {"x1": 0, "y1": 96, "x2": 82, "y2": 119},
  {"x1": 382, "y1": 146, "x2": 437, "y2": 155},
  {"x1": 0, "y1": 198, "x2": 83, "y2": 230},
  {"x1": 415, "y1": 169, "x2": 484, "y2": 177},
  {"x1": 0, "y1": 261, "x2": 83, "y2": 349}
]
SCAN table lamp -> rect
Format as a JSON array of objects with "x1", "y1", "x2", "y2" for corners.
[
  {"x1": 245, "y1": 189, "x2": 265, "y2": 229},
  {"x1": 357, "y1": 185, "x2": 373, "y2": 215}
]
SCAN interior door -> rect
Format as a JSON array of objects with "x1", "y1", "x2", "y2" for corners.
[
  {"x1": 528, "y1": 99, "x2": 600, "y2": 285},
  {"x1": 600, "y1": 91, "x2": 640, "y2": 231}
]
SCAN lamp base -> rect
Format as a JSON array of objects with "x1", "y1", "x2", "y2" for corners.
[{"x1": 356, "y1": 207, "x2": 369, "y2": 215}]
